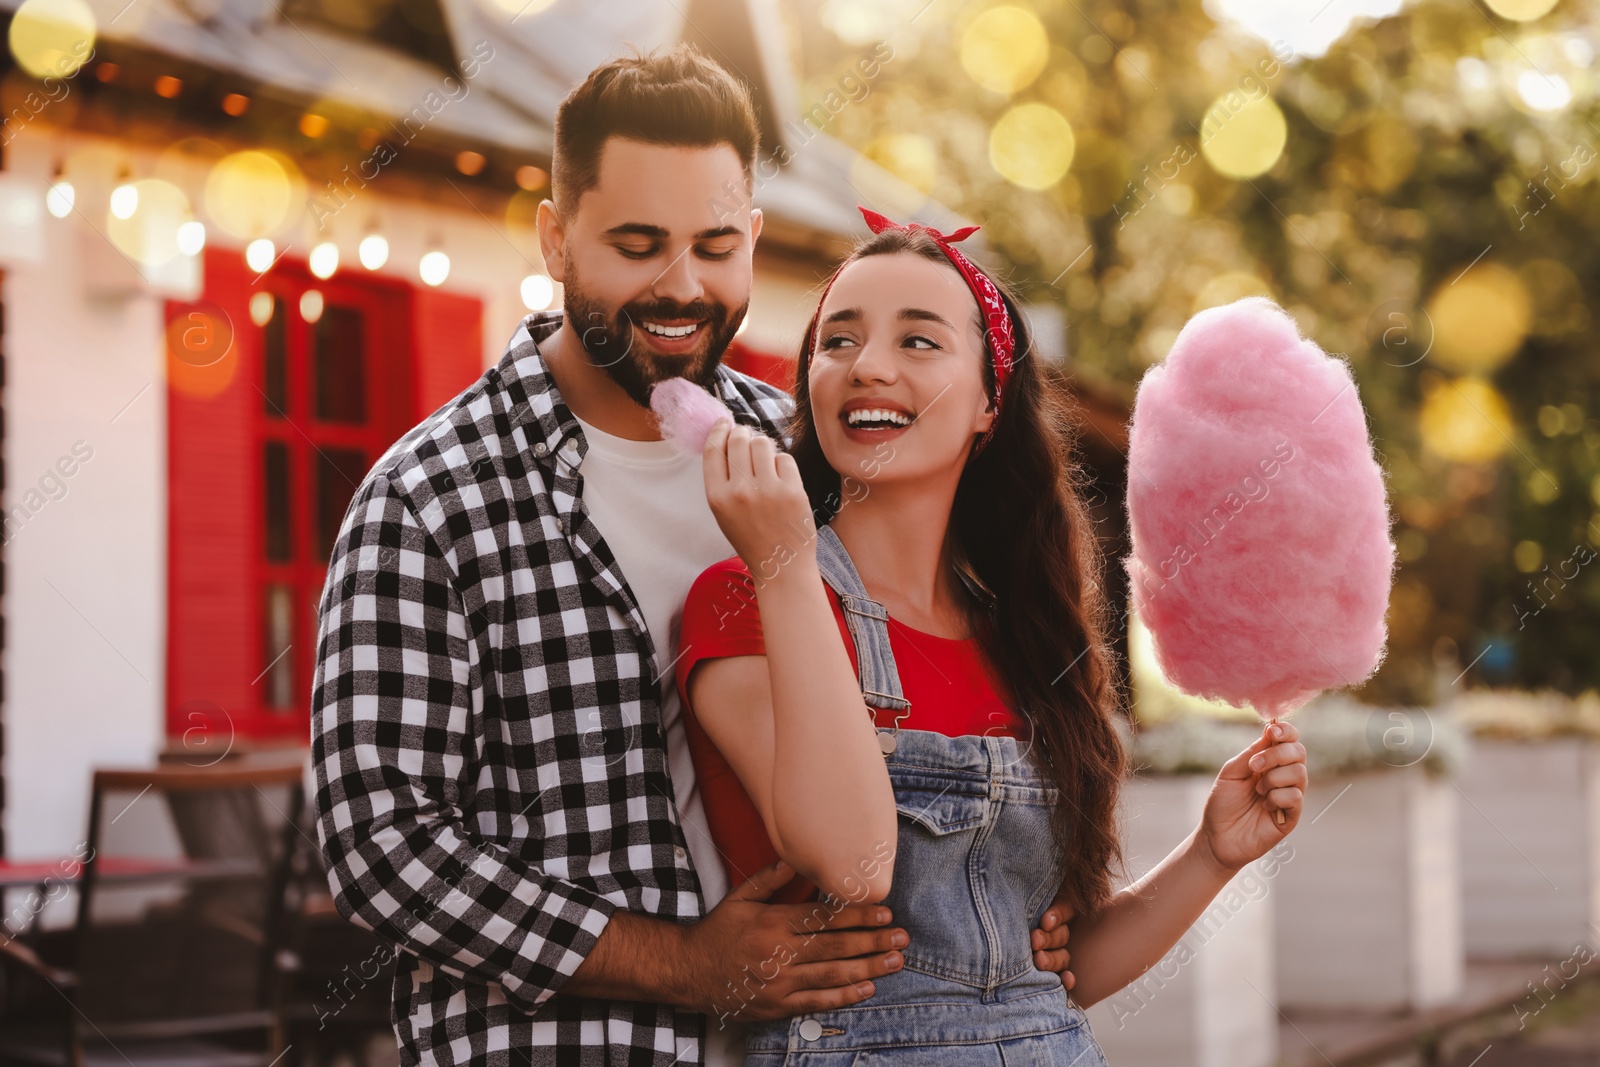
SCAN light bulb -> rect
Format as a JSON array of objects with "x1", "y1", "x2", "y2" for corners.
[
  {"x1": 245, "y1": 238, "x2": 276, "y2": 273},
  {"x1": 419, "y1": 249, "x2": 450, "y2": 287},
  {"x1": 177, "y1": 220, "x2": 206, "y2": 256},
  {"x1": 359, "y1": 233, "x2": 388, "y2": 270},
  {"x1": 110, "y1": 182, "x2": 138, "y2": 220},
  {"x1": 46, "y1": 180, "x2": 74, "y2": 218},
  {"x1": 310, "y1": 241, "x2": 338, "y2": 279}
]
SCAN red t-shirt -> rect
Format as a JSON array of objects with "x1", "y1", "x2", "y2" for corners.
[{"x1": 675, "y1": 555, "x2": 1026, "y2": 904}]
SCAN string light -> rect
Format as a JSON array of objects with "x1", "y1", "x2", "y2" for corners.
[
  {"x1": 110, "y1": 170, "x2": 138, "y2": 220},
  {"x1": 419, "y1": 248, "x2": 450, "y2": 287},
  {"x1": 177, "y1": 219, "x2": 206, "y2": 256},
  {"x1": 46, "y1": 163, "x2": 73, "y2": 218},
  {"x1": 359, "y1": 232, "x2": 388, "y2": 270},
  {"x1": 245, "y1": 238, "x2": 276, "y2": 273},
  {"x1": 310, "y1": 241, "x2": 339, "y2": 279}
]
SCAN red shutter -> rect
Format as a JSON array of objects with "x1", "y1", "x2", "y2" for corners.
[
  {"x1": 411, "y1": 288, "x2": 484, "y2": 420},
  {"x1": 166, "y1": 247, "x2": 256, "y2": 741}
]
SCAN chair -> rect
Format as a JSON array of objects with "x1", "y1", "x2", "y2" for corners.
[
  {"x1": 0, "y1": 763, "x2": 304, "y2": 1067},
  {"x1": 274, "y1": 800, "x2": 397, "y2": 1067}
]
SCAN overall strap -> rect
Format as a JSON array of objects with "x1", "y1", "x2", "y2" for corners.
[{"x1": 813, "y1": 524, "x2": 911, "y2": 713}]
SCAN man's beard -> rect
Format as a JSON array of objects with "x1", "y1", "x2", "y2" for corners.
[{"x1": 562, "y1": 262, "x2": 748, "y2": 410}]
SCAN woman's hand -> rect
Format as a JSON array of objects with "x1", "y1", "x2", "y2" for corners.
[
  {"x1": 702, "y1": 418, "x2": 818, "y2": 578},
  {"x1": 1198, "y1": 720, "x2": 1306, "y2": 875}
]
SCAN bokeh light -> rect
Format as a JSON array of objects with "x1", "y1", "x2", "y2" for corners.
[
  {"x1": 8, "y1": 0, "x2": 95, "y2": 79},
  {"x1": 1485, "y1": 0, "x2": 1559, "y2": 19},
  {"x1": 309, "y1": 241, "x2": 338, "y2": 279},
  {"x1": 45, "y1": 179, "x2": 74, "y2": 218},
  {"x1": 204, "y1": 150, "x2": 302, "y2": 240},
  {"x1": 359, "y1": 233, "x2": 389, "y2": 270},
  {"x1": 863, "y1": 133, "x2": 939, "y2": 195},
  {"x1": 1515, "y1": 70, "x2": 1572, "y2": 111},
  {"x1": 960, "y1": 6, "x2": 1049, "y2": 95},
  {"x1": 1425, "y1": 262, "x2": 1531, "y2": 374},
  {"x1": 419, "y1": 250, "x2": 450, "y2": 286},
  {"x1": 245, "y1": 237, "x2": 276, "y2": 274},
  {"x1": 521, "y1": 274, "x2": 554, "y2": 311},
  {"x1": 177, "y1": 220, "x2": 205, "y2": 256},
  {"x1": 989, "y1": 103, "x2": 1075, "y2": 189},
  {"x1": 1193, "y1": 271, "x2": 1273, "y2": 313},
  {"x1": 1199, "y1": 95, "x2": 1287, "y2": 179},
  {"x1": 1418, "y1": 376, "x2": 1513, "y2": 464},
  {"x1": 107, "y1": 179, "x2": 190, "y2": 267},
  {"x1": 248, "y1": 290, "x2": 274, "y2": 327}
]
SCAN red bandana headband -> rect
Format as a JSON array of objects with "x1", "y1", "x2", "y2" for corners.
[{"x1": 802, "y1": 205, "x2": 1017, "y2": 457}]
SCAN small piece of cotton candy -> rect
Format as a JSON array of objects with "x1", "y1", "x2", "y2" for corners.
[
  {"x1": 1124, "y1": 296, "x2": 1397, "y2": 721},
  {"x1": 650, "y1": 377, "x2": 732, "y2": 455}
]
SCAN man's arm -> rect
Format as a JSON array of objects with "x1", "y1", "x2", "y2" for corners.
[{"x1": 312, "y1": 470, "x2": 640, "y2": 1015}]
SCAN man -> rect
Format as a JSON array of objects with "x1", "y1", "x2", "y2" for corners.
[{"x1": 311, "y1": 44, "x2": 1074, "y2": 1067}]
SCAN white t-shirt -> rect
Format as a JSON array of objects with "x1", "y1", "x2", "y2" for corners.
[{"x1": 568, "y1": 411, "x2": 747, "y2": 1066}]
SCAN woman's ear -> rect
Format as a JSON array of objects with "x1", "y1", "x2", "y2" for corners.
[{"x1": 973, "y1": 394, "x2": 997, "y2": 435}]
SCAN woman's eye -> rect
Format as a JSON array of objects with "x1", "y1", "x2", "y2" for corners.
[
  {"x1": 905, "y1": 334, "x2": 940, "y2": 350},
  {"x1": 819, "y1": 335, "x2": 858, "y2": 351}
]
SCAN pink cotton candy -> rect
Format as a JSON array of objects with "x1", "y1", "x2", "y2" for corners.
[
  {"x1": 650, "y1": 377, "x2": 732, "y2": 456},
  {"x1": 1124, "y1": 297, "x2": 1397, "y2": 721}
]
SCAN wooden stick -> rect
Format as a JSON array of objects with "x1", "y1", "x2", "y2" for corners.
[{"x1": 1268, "y1": 716, "x2": 1286, "y2": 825}]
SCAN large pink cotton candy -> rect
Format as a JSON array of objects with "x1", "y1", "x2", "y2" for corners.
[
  {"x1": 650, "y1": 377, "x2": 732, "y2": 455},
  {"x1": 1124, "y1": 297, "x2": 1396, "y2": 721}
]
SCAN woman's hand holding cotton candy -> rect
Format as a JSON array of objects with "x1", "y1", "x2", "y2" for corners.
[
  {"x1": 702, "y1": 419, "x2": 819, "y2": 579},
  {"x1": 1198, "y1": 720, "x2": 1306, "y2": 873}
]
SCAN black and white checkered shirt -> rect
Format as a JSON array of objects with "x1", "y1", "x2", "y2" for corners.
[{"x1": 311, "y1": 310, "x2": 795, "y2": 1067}]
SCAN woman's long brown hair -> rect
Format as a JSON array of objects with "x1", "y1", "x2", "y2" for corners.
[{"x1": 783, "y1": 225, "x2": 1128, "y2": 917}]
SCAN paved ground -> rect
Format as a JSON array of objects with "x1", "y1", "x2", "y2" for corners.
[
  {"x1": 1279, "y1": 959, "x2": 1600, "y2": 1067},
  {"x1": 1440, "y1": 978, "x2": 1600, "y2": 1067}
]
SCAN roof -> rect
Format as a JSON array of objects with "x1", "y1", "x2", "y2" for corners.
[{"x1": 3, "y1": 0, "x2": 973, "y2": 245}]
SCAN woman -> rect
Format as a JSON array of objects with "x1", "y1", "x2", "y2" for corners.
[{"x1": 674, "y1": 208, "x2": 1308, "y2": 1064}]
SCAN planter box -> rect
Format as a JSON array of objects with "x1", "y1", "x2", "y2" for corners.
[
  {"x1": 1274, "y1": 765, "x2": 1463, "y2": 1011},
  {"x1": 1086, "y1": 775, "x2": 1279, "y2": 1067},
  {"x1": 1458, "y1": 736, "x2": 1600, "y2": 958}
]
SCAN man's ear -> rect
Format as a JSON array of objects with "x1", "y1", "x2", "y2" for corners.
[
  {"x1": 750, "y1": 205, "x2": 764, "y2": 246},
  {"x1": 537, "y1": 199, "x2": 568, "y2": 283}
]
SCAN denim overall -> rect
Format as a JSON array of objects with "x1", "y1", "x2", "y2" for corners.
[{"x1": 740, "y1": 524, "x2": 1110, "y2": 1066}]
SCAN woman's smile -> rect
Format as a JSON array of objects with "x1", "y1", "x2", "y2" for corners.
[{"x1": 840, "y1": 396, "x2": 918, "y2": 442}]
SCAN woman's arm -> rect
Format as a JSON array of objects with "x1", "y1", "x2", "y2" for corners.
[
  {"x1": 1065, "y1": 720, "x2": 1307, "y2": 1007},
  {"x1": 690, "y1": 421, "x2": 899, "y2": 904}
]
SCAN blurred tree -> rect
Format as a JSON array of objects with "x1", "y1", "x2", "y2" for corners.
[{"x1": 779, "y1": 0, "x2": 1600, "y2": 707}]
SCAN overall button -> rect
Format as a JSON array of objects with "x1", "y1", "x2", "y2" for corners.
[{"x1": 798, "y1": 1019, "x2": 822, "y2": 1041}]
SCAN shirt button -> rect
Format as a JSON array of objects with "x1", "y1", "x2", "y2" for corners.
[
  {"x1": 798, "y1": 1019, "x2": 823, "y2": 1041},
  {"x1": 673, "y1": 845, "x2": 686, "y2": 861},
  {"x1": 558, "y1": 516, "x2": 569, "y2": 535},
  {"x1": 533, "y1": 442, "x2": 549, "y2": 456}
]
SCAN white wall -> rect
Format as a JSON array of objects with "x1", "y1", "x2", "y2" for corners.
[{"x1": 3, "y1": 132, "x2": 168, "y2": 862}]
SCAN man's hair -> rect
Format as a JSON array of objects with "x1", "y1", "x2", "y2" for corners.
[{"x1": 552, "y1": 44, "x2": 760, "y2": 214}]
